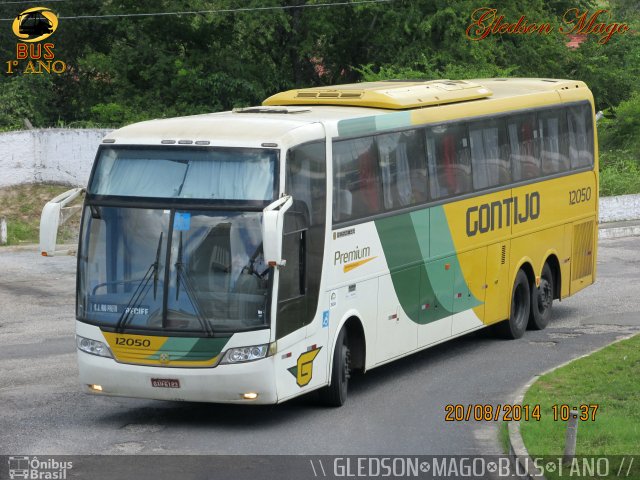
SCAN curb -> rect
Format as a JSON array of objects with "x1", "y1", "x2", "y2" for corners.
[
  {"x1": 506, "y1": 333, "x2": 640, "y2": 479},
  {"x1": 598, "y1": 221, "x2": 640, "y2": 239}
]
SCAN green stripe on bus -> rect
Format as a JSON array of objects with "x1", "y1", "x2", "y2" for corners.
[
  {"x1": 146, "y1": 336, "x2": 228, "y2": 361},
  {"x1": 337, "y1": 112, "x2": 412, "y2": 137},
  {"x1": 429, "y1": 206, "x2": 482, "y2": 312},
  {"x1": 375, "y1": 206, "x2": 481, "y2": 325}
]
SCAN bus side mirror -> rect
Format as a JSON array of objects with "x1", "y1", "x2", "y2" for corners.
[
  {"x1": 262, "y1": 195, "x2": 292, "y2": 268},
  {"x1": 40, "y1": 187, "x2": 85, "y2": 256}
]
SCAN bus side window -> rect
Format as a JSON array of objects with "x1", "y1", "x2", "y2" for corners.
[
  {"x1": 333, "y1": 137, "x2": 381, "y2": 222},
  {"x1": 538, "y1": 109, "x2": 570, "y2": 175},
  {"x1": 469, "y1": 118, "x2": 511, "y2": 191},
  {"x1": 426, "y1": 124, "x2": 472, "y2": 199},
  {"x1": 377, "y1": 129, "x2": 427, "y2": 210},
  {"x1": 568, "y1": 104, "x2": 594, "y2": 169},
  {"x1": 508, "y1": 114, "x2": 539, "y2": 182}
]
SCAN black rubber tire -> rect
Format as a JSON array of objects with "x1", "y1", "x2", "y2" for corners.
[
  {"x1": 528, "y1": 263, "x2": 554, "y2": 330},
  {"x1": 319, "y1": 328, "x2": 350, "y2": 407},
  {"x1": 495, "y1": 269, "x2": 530, "y2": 339}
]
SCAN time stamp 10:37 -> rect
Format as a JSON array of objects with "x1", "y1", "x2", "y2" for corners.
[{"x1": 444, "y1": 404, "x2": 599, "y2": 422}]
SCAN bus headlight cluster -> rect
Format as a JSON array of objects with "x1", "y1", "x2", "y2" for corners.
[
  {"x1": 76, "y1": 335, "x2": 113, "y2": 358},
  {"x1": 221, "y1": 343, "x2": 274, "y2": 364}
]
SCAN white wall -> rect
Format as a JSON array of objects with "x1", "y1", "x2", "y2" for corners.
[
  {"x1": 599, "y1": 193, "x2": 640, "y2": 223},
  {"x1": 0, "y1": 129, "x2": 111, "y2": 188}
]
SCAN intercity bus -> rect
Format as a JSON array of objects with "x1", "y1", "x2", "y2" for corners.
[{"x1": 41, "y1": 78, "x2": 598, "y2": 406}]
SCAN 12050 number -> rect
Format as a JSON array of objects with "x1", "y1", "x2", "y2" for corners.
[
  {"x1": 115, "y1": 337, "x2": 151, "y2": 347},
  {"x1": 569, "y1": 187, "x2": 591, "y2": 205}
]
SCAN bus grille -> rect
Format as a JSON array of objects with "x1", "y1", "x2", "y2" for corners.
[{"x1": 572, "y1": 220, "x2": 594, "y2": 280}]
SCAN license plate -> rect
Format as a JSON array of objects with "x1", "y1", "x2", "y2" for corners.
[{"x1": 151, "y1": 378, "x2": 180, "y2": 388}]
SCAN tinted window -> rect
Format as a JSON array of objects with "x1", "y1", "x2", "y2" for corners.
[
  {"x1": 333, "y1": 137, "x2": 381, "y2": 222},
  {"x1": 507, "y1": 113, "x2": 539, "y2": 181},
  {"x1": 377, "y1": 129, "x2": 428, "y2": 210},
  {"x1": 426, "y1": 124, "x2": 472, "y2": 199},
  {"x1": 538, "y1": 109, "x2": 570, "y2": 175},
  {"x1": 90, "y1": 147, "x2": 278, "y2": 201},
  {"x1": 568, "y1": 104, "x2": 594, "y2": 169},
  {"x1": 469, "y1": 118, "x2": 511, "y2": 190}
]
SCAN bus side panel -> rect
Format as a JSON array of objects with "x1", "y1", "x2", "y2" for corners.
[
  {"x1": 511, "y1": 172, "x2": 596, "y2": 238},
  {"x1": 561, "y1": 224, "x2": 572, "y2": 299},
  {"x1": 377, "y1": 270, "x2": 418, "y2": 363},
  {"x1": 274, "y1": 325, "x2": 330, "y2": 403},
  {"x1": 327, "y1": 277, "x2": 379, "y2": 370},
  {"x1": 569, "y1": 218, "x2": 597, "y2": 295},
  {"x1": 510, "y1": 224, "x2": 566, "y2": 291},
  {"x1": 512, "y1": 171, "x2": 597, "y2": 297},
  {"x1": 484, "y1": 241, "x2": 511, "y2": 325},
  {"x1": 452, "y1": 248, "x2": 486, "y2": 335},
  {"x1": 437, "y1": 192, "x2": 512, "y2": 325},
  {"x1": 328, "y1": 222, "x2": 386, "y2": 371}
]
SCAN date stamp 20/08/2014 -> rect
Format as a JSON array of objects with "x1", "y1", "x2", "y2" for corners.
[{"x1": 445, "y1": 404, "x2": 599, "y2": 422}]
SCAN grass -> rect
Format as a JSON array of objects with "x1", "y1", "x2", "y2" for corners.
[
  {"x1": 0, "y1": 183, "x2": 82, "y2": 246},
  {"x1": 520, "y1": 334, "x2": 640, "y2": 479},
  {"x1": 499, "y1": 421, "x2": 511, "y2": 454},
  {"x1": 599, "y1": 150, "x2": 640, "y2": 197}
]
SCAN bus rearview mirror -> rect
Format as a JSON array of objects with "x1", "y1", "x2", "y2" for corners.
[
  {"x1": 262, "y1": 195, "x2": 292, "y2": 267},
  {"x1": 40, "y1": 187, "x2": 85, "y2": 256}
]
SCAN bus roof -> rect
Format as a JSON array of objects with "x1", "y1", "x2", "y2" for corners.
[
  {"x1": 263, "y1": 78, "x2": 591, "y2": 109},
  {"x1": 105, "y1": 78, "x2": 592, "y2": 146}
]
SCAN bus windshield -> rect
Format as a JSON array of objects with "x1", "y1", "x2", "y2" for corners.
[
  {"x1": 89, "y1": 146, "x2": 278, "y2": 201},
  {"x1": 78, "y1": 207, "x2": 270, "y2": 334}
]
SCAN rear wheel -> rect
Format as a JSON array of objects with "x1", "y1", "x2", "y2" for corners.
[
  {"x1": 496, "y1": 269, "x2": 530, "y2": 339},
  {"x1": 319, "y1": 327, "x2": 350, "y2": 407},
  {"x1": 529, "y1": 263, "x2": 554, "y2": 330}
]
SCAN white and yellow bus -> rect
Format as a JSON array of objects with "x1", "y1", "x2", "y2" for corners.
[{"x1": 42, "y1": 78, "x2": 598, "y2": 406}]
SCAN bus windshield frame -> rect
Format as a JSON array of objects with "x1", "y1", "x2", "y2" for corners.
[{"x1": 77, "y1": 145, "x2": 281, "y2": 337}]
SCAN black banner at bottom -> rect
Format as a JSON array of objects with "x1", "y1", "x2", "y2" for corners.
[{"x1": 0, "y1": 455, "x2": 637, "y2": 480}]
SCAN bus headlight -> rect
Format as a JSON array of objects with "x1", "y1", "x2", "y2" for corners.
[
  {"x1": 220, "y1": 343, "x2": 275, "y2": 364},
  {"x1": 76, "y1": 335, "x2": 113, "y2": 358}
]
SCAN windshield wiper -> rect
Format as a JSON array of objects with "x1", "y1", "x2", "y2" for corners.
[
  {"x1": 153, "y1": 232, "x2": 163, "y2": 299},
  {"x1": 174, "y1": 232, "x2": 215, "y2": 337},
  {"x1": 115, "y1": 232, "x2": 163, "y2": 333}
]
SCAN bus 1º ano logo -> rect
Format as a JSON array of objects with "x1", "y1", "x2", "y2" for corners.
[{"x1": 6, "y1": 6, "x2": 66, "y2": 75}]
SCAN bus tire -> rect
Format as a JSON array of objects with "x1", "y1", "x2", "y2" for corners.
[
  {"x1": 529, "y1": 263, "x2": 553, "y2": 330},
  {"x1": 496, "y1": 269, "x2": 530, "y2": 339},
  {"x1": 319, "y1": 327, "x2": 350, "y2": 407}
]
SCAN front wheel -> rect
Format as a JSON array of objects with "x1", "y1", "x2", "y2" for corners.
[
  {"x1": 495, "y1": 269, "x2": 530, "y2": 339},
  {"x1": 319, "y1": 328, "x2": 350, "y2": 407},
  {"x1": 529, "y1": 263, "x2": 554, "y2": 330}
]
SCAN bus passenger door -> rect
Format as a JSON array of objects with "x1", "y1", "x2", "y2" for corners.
[{"x1": 376, "y1": 267, "x2": 419, "y2": 363}]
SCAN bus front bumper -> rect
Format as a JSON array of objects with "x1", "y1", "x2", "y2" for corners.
[{"x1": 78, "y1": 350, "x2": 278, "y2": 404}]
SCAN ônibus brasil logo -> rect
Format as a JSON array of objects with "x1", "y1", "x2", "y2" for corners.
[{"x1": 6, "y1": 6, "x2": 66, "y2": 75}]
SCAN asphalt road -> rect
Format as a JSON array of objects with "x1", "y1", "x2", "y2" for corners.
[{"x1": 1, "y1": 236, "x2": 639, "y2": 458}]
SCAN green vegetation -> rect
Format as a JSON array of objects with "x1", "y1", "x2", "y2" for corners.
[
  {"x1": 0, "y1": 0, "x2": 638, "y2": 127},
  {"x1": 599, "y1": 92, "x2": 640, "y2": 195},
  {"x1": 0, "y1": 184, "x2": 81, "y2": 246},
  {"x1": 520, "y1": 334, "x2": 640, "y2": 478},
  {"x1": 599, "y1": 150, "x2": 640, "y2": 197}
]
